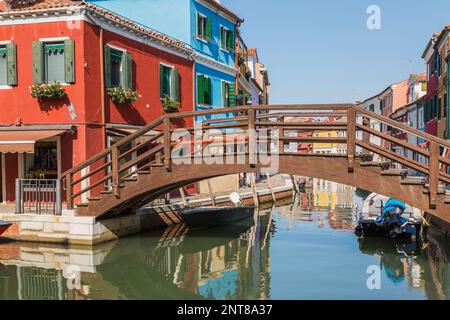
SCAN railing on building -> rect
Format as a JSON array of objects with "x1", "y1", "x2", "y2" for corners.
[{"x1": 15, "y1": 179, "x2": 62, "y2": 215}]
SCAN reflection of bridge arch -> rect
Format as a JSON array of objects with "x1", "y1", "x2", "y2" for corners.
[{"x1": 62, "y1": 105, "x2": 450, "y2": 224}]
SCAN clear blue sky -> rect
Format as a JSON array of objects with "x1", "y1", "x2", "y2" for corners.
[{"x1": 222, "y1": 0, "x2": 450, "y2": 104}]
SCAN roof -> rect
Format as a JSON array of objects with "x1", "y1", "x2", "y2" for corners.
[
  {"x1": 409, "y1": 72, "x2": 426, "y2": 82},
  {"x1": 421, "y1": 32, "x2": 441, "y2": 59},
  {"x1": 203, "y1": 0, "x2": 244, "y2": 23},
  {"x1": 434, "y1": 25, "x2": 450, "y2": 49},
  {"x1": 0, "y1": 0, "x2": 192, "y2": 53}
]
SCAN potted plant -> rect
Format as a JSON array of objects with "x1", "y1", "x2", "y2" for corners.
[
  {"x1": 162, "y1": 95, "x2": 180, "y2": 112},
  {"x1": 107, "y1": 87, "x2": 139, "y2": 104},
  {"x1": 30, "y1": 83, "x2": 67, "y2": 100}
]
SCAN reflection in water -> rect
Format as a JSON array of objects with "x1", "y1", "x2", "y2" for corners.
[{"x1": 0, "y1": 181, "x2": 450, "y2": 300}]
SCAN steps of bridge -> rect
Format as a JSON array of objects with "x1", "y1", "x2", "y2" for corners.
[
  {"x1": 359, "y1": 161, "x2": 391, "y2": 169},
  {"x1": 100, "y1": 190, "x2": 113, "y2": 195},
  {"x1": 137, "y1": 170, "x2": 151, "y2": 175},
  {"x1": 380, "y1": 169, "x2": 408, "y2": 177},
  {"x1": 445, "y1": 197, "x2": 450, "y2": 204},
  {"x1": 124, "y1": 177, "x2": 138, "y2": 182},
  {"x1": 87, "y1": 197, "x2": 101, "y2": 202},
  {"x1": 423, "y1": 184, "x2": 447, "y2": 195},
  {"x1": 75, "y1": 203, "x2": 89, "y2": 208},
  {"x1": 401, "y1": 176, "x2": 426, "y2": 185}
]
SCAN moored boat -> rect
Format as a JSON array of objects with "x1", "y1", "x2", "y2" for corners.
[
  {"x1": 0, "y1": 221, "x2": 12, "y2": 236},
  {"x1": 181, "y1": 206, "x2": 255, "y2": 229}
]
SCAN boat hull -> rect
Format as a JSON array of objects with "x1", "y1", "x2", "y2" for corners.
[
  {"x1": 181, "y1": 206, "x2": 255, "y2": 229},
  {"x1": 0, "y1": 221, "x2": 12, "y2": 236},
  {"x1": 355, "y1": 218, "x2": 422, "y2": 239}
]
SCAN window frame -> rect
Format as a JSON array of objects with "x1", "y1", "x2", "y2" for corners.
[
  {"x1": 0, "y1": 40, "x2": 13, "y2": 89},
  {"x1": 39, "y1": 37, "x2": 70, "y2": 85},
  {"x1": 196, "y1": 13, "x2": 208, "y2": 42},
  {"x1": 159, "y1": 62, "x2": 175, "y2": 99},
  {"x1": 220, "y1": 25, "x2": 233, "y2": 52},
  {"x1": 197, "y1": 73, "x2": 212, "y2": 106}
]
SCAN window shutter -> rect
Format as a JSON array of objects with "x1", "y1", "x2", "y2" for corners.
[
  {"x1": 159, "y1": 64, "x2": 165, "y2": 99},
  {"x1": 63, "y1": 39, "x2": 75, "y2": 84},
  {"x1": 6, "y1": 43, "x2": 17, "y2": 86},
  {"x1": 170, "y1": 68, "x2": 180, "y2": 102},
  {"x1": 104, "y1": 45, "x2": 112, "y2": 88},
  {"x1": 220, "y1": 27, "x2": 226, "y2": 49},
  {"x1": 228, "y1": 82, "x2": 236, "y2": 107},
  {"x1": 227, "y1": 30, "x2": 235, "y2": 51},
  {"x1": 123, "y1": 51, "x2": 132, "y2": 90},
  {"x1": 32, "y1": 41, "x2": 44, "y2": 84},
  {"x1": 206, "y1": 18, "x2": 212, "y2": 41},
  {"x1": 205, "y1": 77, "x2": 211, "y2": 105},
  {"x1": 197, "y1": 74, "x2": 204, "y2": 105}
]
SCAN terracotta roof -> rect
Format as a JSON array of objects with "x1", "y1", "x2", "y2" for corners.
[
  {"x1": 248, "y1": 48, "x2": 257, "y2": 56},
  {"x1": 203, "y1": 0, "x2": 243, "y2": 23},
  {"x1": 409, "y1": 72, "x2": 426, "y2": 82},
  {"x1": 0, "y1": 0, "x2": 191, "y2": 53}
]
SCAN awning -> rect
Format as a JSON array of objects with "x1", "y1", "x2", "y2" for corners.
[{"x1": 0, "y1": 130, "x2": 66, "y2": 153}]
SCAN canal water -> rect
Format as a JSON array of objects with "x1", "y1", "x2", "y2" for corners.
[{"x1": 0, "y1": 181, "x2": 450, "y2": 300}]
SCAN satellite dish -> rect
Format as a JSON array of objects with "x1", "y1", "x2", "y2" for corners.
[{"x1": 229, "y1": 192, "x2": 242, "y2": 206}]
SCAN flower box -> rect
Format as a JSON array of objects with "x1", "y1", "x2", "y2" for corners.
[
  {"x1": 30, "y1": 83, "x2": 67, "y2": 100},
  {"x1": 107, "y1": 87, "x2": 139, "y2": 104}
]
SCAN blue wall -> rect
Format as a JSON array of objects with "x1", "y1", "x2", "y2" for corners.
[
  {"x1": 190, "y1": 0, "x2": 236, "y2": 67},
  {"x1": 87, "y1": 0, "x2": 191, "y2": 44}
]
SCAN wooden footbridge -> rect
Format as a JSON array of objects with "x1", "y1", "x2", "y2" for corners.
[{"x1": 61, "y1": 104, "x2": 450, "y2": 224}]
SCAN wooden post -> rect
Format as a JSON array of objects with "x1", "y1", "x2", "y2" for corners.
[
  {"x1": 278, "y1": 116, "x2": 284, "y2": 155},
  {"x1": 248, "y1": 108, "x2": 257, "y2": 167},
  {"x1": 65, "y1": 174, "x2": 73, "y2": 209},
  {"x1": 347, "y1": 108, "x2": 356, "y2": 172},
  {"x1": 207, "y1": 179, "x2": 216, "y2": 206},
  {"x1": 362, "y1": 116, "x2": 370, "y2": 157},
  {"x1": 163, "y1": 117, "x2": 172, "y2": 171},
  {"x1": 291, "y1": 175, "x2": 300, "y2": 194},
  {"x1": 429, "y1": 141, "x2": 439, "y2": 209},
  {"x1": 111, "y1": 146, "x2": 120, "y2": 198},
  {"x1": 179, "y1": 187, "x2": 188, "y2": 207},
  {"x1": 266, "y1": 173, "x2": 276, "y2": 203}
]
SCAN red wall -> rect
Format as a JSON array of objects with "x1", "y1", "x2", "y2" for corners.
[{"x1": 0, "y1": 19, "x2": 194, "y2": 202}]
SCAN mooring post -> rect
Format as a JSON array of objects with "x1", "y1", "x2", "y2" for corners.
[
  {"x1": 347, "y1": 108, "x2": 356, "y2": 172},
  {"x1": 248, "y1": 108, "x2": 257, "y2": 167},
  {"x1": 15, "y1": 179, "x2": 21, "y2": 213},
  {"x1": 179, "y1": 187, "x2": 188, "y2": 207},
  {"x1": 65, "y1": 173, "x2": 73, "y2": 209},
  {"x1": 207, "y1": 179, "x2": 216, "y2": 206},
  {"x1": 266, "y1": 173, "x2": 276, "y2": 203},
  {"x1": 429, "y1": 141, "x2": 439, "y2": 209},
  {"x1": 163, "y1": 116, "x2": 172, "y2": 171}
]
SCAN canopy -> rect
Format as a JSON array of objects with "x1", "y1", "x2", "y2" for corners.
[{"x1": 0, "y1": 130, "x2": 66, "y2": 153}]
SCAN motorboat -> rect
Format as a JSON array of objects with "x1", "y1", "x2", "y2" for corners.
[
  {"x1": 181, "y1": 192, "x2": 255, "y2": 229},
  {"x1": 355, "y1": 197, "x2": 422, "y2": 239}
]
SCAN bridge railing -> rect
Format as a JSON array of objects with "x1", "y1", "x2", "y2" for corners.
[{"x1": 61, "y1": 104, "x2": 449, "y2": 210}]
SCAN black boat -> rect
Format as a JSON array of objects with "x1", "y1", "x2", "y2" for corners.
[{"x1": 181, "y1": 206, "x2": 255, "y2": 229}]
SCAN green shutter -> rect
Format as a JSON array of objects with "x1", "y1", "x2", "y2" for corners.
[
  {"x1": 227, "y1": 30, "x2": 234, "y2": 51},
  {"x1": 205, "y1": 18, "x2": 212, "y2": 41},
  {"x1": 104, "y1": 45, "x2": 112, "y2": 88},
  {"x1": 205, "y1": 77, "x2": 211, "y2": 105},
  {"x1": 64, "y1": 39, "x2": 75, "y2": 84},
  {"x1": 123, "y1": 51, "x2": 132, "y2": 90},
  {"x1": 159, "y1": 64, "x2": 165, "y2": 98},
  {"x1": 228, "y1": 82, "x2": 236, "y2": 107},
  {"x1": 6, "y1": 43, "x2": 17, "y2": 86},
  {"x1": 32, "y1": 41, "x2": 44, "y2": 84},
  {"x1": 170, "y1": 67, "x2": 180, "y2": 102},
  {"x1": 220, "y1": 27, "x2": 226, "y2": 49},
  {"x1": 197, "y1": 74, "x2": 204, "y2": 105}
]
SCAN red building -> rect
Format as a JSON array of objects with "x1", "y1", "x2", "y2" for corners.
[{"x1": 0, "y1": 0, "x2": 195, "y2": 203}]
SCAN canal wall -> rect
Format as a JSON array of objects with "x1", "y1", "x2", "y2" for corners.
[{"x1": 0, "y1": 184, "x2": 294, "y2": 246}]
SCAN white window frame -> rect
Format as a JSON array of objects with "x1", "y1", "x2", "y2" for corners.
[
  {"x1": 220, "y1": 25, "x2": 231, "y2": 52},
  {"x1": 0, "y1": 40, "x2": 12, "y2": 90},
  {"x1": 39, "y1": 37, "x2": 70, "y2": 86},
  {"x1": 106, "y1": 44, "x2": 127, "y2": 88},
  {"x1": 196, "y1": 12, "x2": 208, "y2": 43}
]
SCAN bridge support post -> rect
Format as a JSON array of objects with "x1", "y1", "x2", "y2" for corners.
[
  {"x1": 248, "y1": 108, "x2": 257, "y2": 168},
  {"x1": 164, "y1": 117, "x2": 172, "y2": 171},
  {"x1": 65, "y1": 173, "x2": 73, "y2": 209},
  {"x1": 429, "y1": 141, "x2": 439, "y2": 209},
  {"x1": 111, "y1": 146, "x2": 120, "y2": 198},
  {"x1": 347, "y1": 108, "x2": 356, "y2": 172},
  {"x1": 278, "y1": 116, "x2": 284, "y2": 155}
]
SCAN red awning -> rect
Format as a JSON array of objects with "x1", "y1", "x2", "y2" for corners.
[{"x1": 0, "y1": 130, "x2": 66, "y2": 153}]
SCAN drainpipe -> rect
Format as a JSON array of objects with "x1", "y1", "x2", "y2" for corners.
[{"x1": 100, "y1": 27, "x2": 106, "y2": 149}]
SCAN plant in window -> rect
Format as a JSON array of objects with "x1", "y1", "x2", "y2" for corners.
[
  {"x1": 30, "y1": 83, "x2": 67, "y2": 100},
  {"x1": 162, "y1": 95, "x2": 180, "y2": 112},
  {"x1": 107, "y1": 87, "x2": 139, "y2": 104}
]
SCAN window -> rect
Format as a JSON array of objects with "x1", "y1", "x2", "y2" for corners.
[
  {"x1": 104, "y1": 45, "x2": 132, "y2": 89},
  {"x1": 197, "y1": 74, "x2": 212, "y2": 105},
  {"x1": 0, "y1": 43, "x2": 17, "y2": 86},
  {"x1": 220, "y1": 26, "x2": 234, "y2": 51},
  {"x1": 32, "y1": 40, "x2": 74, "y2": 84},
  {"x1": 222, "y1": 81, "x2": 235, "y2": 107},
  {"x1": 369, "y1": 104, "x2": 375, "y2": 112},
  {"x1": 197, "y1": 13, "x2": 212, "y2": 41},
  {"x1": 159, "y1": 64, "x2": 180, "y2": 101}
]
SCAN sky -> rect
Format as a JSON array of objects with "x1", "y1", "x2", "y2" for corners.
[{"x1": 222, "y1": 0, "x2": 450, "y2": 104}]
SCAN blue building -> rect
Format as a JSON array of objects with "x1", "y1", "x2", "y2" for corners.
[{"x1": 88, "y1": 0, "x2": 243, "y2": 120}]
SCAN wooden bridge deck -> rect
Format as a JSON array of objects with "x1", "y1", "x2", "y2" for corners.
[{"x1": 61, "y1": 104, "x2": 450, "y2": 224}]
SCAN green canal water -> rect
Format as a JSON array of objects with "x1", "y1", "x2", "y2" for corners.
[{"x1": 0, "y1": 184, "x2": 450, "y2": 300}]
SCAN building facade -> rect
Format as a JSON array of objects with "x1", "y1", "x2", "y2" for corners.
[
  {"x1": 88, "y1": 0, "x2": 243, "y2": 121},
  {"x1": 0, "y1": 0, "x2": 195, "y2": 203}
]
